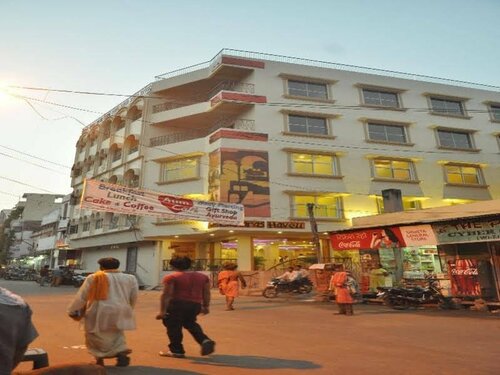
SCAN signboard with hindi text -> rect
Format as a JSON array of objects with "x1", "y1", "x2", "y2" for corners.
[{"x1": 80, "y1": 179, "x2": 244, "y2": 225}]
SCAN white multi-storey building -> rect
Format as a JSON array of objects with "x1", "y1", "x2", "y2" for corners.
[{"x1": 68, "y1": 49, "x2": 500, "y2": 287}]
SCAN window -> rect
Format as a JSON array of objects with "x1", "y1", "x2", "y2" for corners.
[
  {"x1": 488, "y1": 104, "x2": 500, "y2": 121},
  {"x1": 109, "y1": 214, "x2": 119, "y2": 229},
  {"x1": 376, "y1": 197, "x2": 421, "y2": 213},
  {"x1": 444, "y1": 164, "x2": 484, "y2": 185},
  {"x1": 95, "y1": 218, "x2": 103, "y2": 230},
  {"x1": 288, "y1": 115, "x2": 328, "y2": 135},
  {"x1": 292, "y1": 195, "x2": 343, "y2": 219},
  {"x1": 69, "y1": 224, "x2": 78, "y2": 234},
  {"x1": 288, "y1": 80, "x2": 328, "y2": 99},
  {"x1": 429, "y1": 97, "x2": 465, "y2": 116},
  {"x1": 372, "y1": 159, "x2": 416, "y2": 181},
  {"x1": 362, "y1": 89, "x2": 399, "y2": 108},
  {"x1": 112, "y1": 148, "x2": 122, "y2": 162},
  {"x1": 82, "y1": 220, "x2": 90, "y2": 232},
  {"x1": 160, "y1": 158, "x2": 199, "y2": 182},
  {"x1": 367, "y1": 123, "x2": 408, "y2": 144},
  {"x1": 290, "y1": 153, "x2": 339, "y2": 176},
  {"x1": 128, "y1": 139, "x2": 139, "y2": 154},
  {"x1": 437, "y1": 129, "x2": 474, "y2": 149}
]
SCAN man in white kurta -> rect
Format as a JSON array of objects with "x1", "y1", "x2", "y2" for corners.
[{"x1": 68, "y1": 257, "x2": 138, "y2": 367}]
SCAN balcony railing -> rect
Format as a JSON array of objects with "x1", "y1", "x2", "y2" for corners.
[
  {"x1": 152, "y1": 80, "x2": 255, "y2": 114},
  {"x1": 149, "y1": 119, "x2": 255, "y2": 147},
  {"x1": 156, "y1": 48, "x2": 500, "y2": 91}
]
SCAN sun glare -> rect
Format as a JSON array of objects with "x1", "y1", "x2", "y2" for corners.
[{"x1": 0, "y1": 81, "x2": 13, "y2": 104}]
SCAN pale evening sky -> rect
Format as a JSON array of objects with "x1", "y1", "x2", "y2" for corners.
[{"x1": 0, "y1": 0, "x2": 499, "y2": 209}]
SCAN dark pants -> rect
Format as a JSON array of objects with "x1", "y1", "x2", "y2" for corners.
[{"x1": 162, "y1": 300, "x2": 210, "y2": 354}]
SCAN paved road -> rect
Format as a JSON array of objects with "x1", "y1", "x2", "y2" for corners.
[{"x1": 3, "y1": 280, "x2": 499, "y2": 375}]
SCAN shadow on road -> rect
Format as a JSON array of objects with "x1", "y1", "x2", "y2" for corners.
[
  {"x1": 191, "y1": 354, "x2": 322, "y2": 370},
  {"x1": 106, "y1": 366, "x2": 205, "y2": 374}
]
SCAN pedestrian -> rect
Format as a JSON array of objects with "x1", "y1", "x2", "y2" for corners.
[
  {"x1": 0, "y1": 287, "x2": 39, "y2": 374},
  {"x1": 156, "y1": 256, "x2": 215, "y2": 358},
  {"x1": 39, "y1": 265, "x2": 50, "y2": 287},
  {"x1": 50, "y1": 266, "x2": 63, "y2": 287},
  {"x1": 369, "y1": 263, "x2": 389, "y2": 292},
  {"x1": 218, "y1": 262, "x2": 247, "y2": 311},
  {"x1": 330, "y1": 268, "x2": 354, "y2": 316},
  {"x1": 67, "y1": 257, "x2": 138, "y2": 367}
]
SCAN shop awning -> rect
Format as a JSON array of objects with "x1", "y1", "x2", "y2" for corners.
[{"x1": 351, "y1": 199, "x2": 500, "y2": 229}]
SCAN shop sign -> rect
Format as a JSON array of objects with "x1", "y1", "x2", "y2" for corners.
[
  {"x1": 208, "y1": 220, "x2": 305, "y2": 229},
  {"x1": 434, "y1": 219, "x2": 500, "y2": 244},
  {"x1": 330, "y1": 227, "x2": 404, "y2": 250},
  {"x1": 448, "y1": 259, "x2": 481, "y2": 296},
  {"x1": 266, "y1": 221, "x2": 305, "y2": 229},
  {"x1": 81, "y1": 179, "x2": 245, "y2": 225},
  {"x1": 399, "y1": 225, "x2": 437, "y2": 246}
]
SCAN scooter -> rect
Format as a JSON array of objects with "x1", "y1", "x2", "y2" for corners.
[
  {"x1": 377, "y1": 279, "x2": 455, "y2": 310},
  {"x1": 262, "y1": 277, "x2": 313, "y2": 298}
]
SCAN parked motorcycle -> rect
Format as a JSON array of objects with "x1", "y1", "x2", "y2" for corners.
[
  {"x1": 377, "y1": 279, "x2": 455, "y2": 310},
  {"x1": 263, "y1": 277, "x2": 313, "y2": 298}
]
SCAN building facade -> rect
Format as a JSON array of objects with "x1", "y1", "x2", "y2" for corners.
[{"x1": 68, "y1": 49, "x2": 500, "y2": 287}]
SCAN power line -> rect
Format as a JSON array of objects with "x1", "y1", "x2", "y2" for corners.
[
  {"x1": 0, "y1": 176, "x2": 56, "y2": 193},
  {"x1": 0, "y1": 145, "x2": 71, "y2": 169}
]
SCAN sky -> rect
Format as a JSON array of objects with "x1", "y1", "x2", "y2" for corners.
[{"x1": 0, "y1": 0, "x2": 499, "y2": 210}]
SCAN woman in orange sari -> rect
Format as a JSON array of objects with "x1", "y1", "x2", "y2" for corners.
[
  {"x1": 330, "y1": 270, "x2": 354, "y2": 316},
  {"x1": 218, "y1": 263, "x2": 247, "y2": 311}
]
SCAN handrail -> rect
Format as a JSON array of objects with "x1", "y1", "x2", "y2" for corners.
[{"x1": 155, "y1": 48, "x2": 500, "y2": 91}]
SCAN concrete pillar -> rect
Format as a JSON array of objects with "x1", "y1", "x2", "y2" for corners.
[
  {"x1": 382, "y1": 189, "x2": 404, "y2": 284},
  {"x1": 236, "y1": 235, "x2": 253, "y2": 271}
]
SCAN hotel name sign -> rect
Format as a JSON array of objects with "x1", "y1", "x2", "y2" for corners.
[{"x1": 209, "y1": 220, "x2": 306, "y2": 229}]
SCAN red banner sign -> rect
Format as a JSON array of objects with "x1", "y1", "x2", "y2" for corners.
[{"x1": 330, "y1": 227, "x2": 404, "y2": 250}]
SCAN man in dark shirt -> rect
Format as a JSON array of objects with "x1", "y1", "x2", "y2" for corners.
[{"x1": 156, "y1": 256, "x2": 215, "y2": 358}]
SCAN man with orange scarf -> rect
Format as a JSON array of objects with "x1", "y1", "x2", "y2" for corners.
[
  {"x1": 68, "y1": 257, "x2": 138, "y2": 367},
  {"x1": 330, "y1": 268, "x2": 354, "y2": 316}
]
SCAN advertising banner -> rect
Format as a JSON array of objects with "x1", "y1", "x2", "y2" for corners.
[
  {"x1": 448, "y1": 259, "x2": 481, "y2": 296},
  {"x1": 434, "y1": 219, "x2": 500, "y2": 244},
  {"x1": 80, "y1": 179, "x2": 245, "y2": 225},
  {"x1": 330, "y1": 227, "x2": 404, "y2": 250},
  {"x1": 399, "y1": 225, "x2": 437, "y2": 246}
]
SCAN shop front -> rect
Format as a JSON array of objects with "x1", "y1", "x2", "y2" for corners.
[
  {"x1": 330, "y1": 225, "x2": 441, "y2": 294},
  {"x1": 330, "y1": 211, "x2": 500, "y2": 303},
  {"x1": 433, "y1": 218, "x2": 500, "y2": 302}
]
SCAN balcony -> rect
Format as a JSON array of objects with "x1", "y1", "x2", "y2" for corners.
[
  {"x1": 151, "y1": 81, "x2": 264, "y2": 125},
  {"x1": 149, "y1": 119, "x2": 255, "y2": 147}
]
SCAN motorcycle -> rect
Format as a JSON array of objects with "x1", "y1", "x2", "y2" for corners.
[
  {"x1": 72, "y1": 272, "x2": 91, "y2": 287},
  {"x1": 377, "y1": 279, "x2": 455, "y2": 310},
  {"x1": 262, "y1": 277, "x2": 313, "y2": 298}
]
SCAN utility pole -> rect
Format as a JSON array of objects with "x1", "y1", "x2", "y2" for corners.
[{"x1": 307, "y1": 203, "x2": 321, "y2": 263}]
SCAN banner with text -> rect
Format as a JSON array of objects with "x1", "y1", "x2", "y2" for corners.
[{"x1": 80, "y1": 179, "x2": 244, "y2": 225}]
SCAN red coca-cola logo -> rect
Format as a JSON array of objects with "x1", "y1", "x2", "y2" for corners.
[
  {"x1": 338, "y1": 241, "x2": 361, "y2": 249},
  {"x1": 451, "y1": 268, "x2": 478, "y2": 276},
  {"x1": 158, "y1": 195, "x2": 193, "y2": 213}
]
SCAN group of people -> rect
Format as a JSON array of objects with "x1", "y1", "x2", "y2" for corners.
[
  {"x1": 1, "y1": 256, "x2": 385, "y2": 371},
  {"x1": 1, "y1": 256, "x2": 216, "y2": 372}
]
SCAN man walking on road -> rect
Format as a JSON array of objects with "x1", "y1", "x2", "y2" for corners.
[
  {"x1": 67, "y1": 257, "x2": 138, "y2": 367},
  {"x1": 156, "y1": 256, "x2": 215, "y2": 358}
]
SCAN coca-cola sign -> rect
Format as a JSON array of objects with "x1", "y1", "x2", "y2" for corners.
[
  {"x1": 330, "y1": 227, "x2": 404, "y2": 250},
  {"x1": 448, "y1": 259, "x2": 481, "y2": 296}
]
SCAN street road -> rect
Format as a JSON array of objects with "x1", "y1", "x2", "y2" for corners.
[{"x1": 3, "y1": 280, "x2": 499, "y2": 375}]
